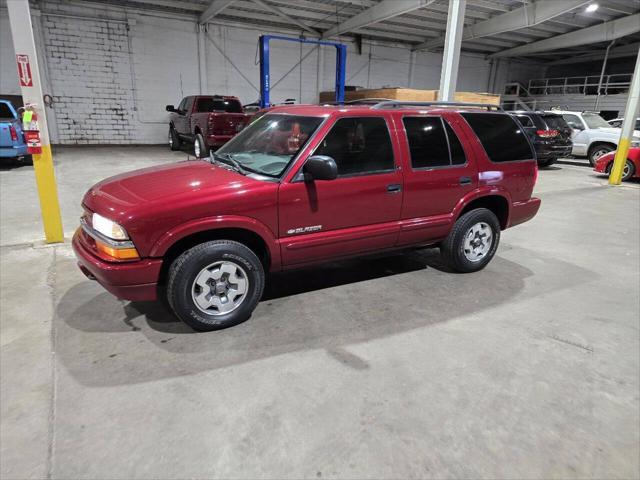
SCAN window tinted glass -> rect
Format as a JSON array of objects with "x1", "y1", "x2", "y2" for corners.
[
  {"x1": 403, "y1": 117, "x2": 450, "y2": 168},
  {"x1": 582, "y1": 113, "x2": 610, "y2": 129},
  {"x1": 0, "y1": 103, "x2": 14, "y2": 120},
  {"x1": 445, "y1": 122, "x2": 466, "y2": 165},
  {"x1": 177, "y1": 98, "x2": 187, "y2": 111},
  {"x1": 462, "y1": 112, "x2": 533, "y2": 162},
  {"x1": 315, "y1": 117, "x2": 394, "y2": 176},
  {"x1": 184, "y1": 97, "x2": 194, "y2": 112},
  {"x1": 542, "y1": 114, "x2": 569, "y2": 130},
  {"x1": 562, "y1": 114, "x2": 583, "y2": 129},
  {"x1": 196, "y1": 98, "x2": 243, "y2": 113},
  {"x1": 516, "y1": 115, "x2": 534, "y2": 128}
]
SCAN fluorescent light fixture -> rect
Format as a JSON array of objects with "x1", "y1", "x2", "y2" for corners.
[{"x1": 585, "y1": 3, "x2": 599, "y2": 13}]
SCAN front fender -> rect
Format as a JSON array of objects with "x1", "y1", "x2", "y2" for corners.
[{"x1": 149, "y1": 215, "x2": 281, "y2": 269}]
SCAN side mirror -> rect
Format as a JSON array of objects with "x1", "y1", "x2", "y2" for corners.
[
  {"x1": 303, "y1": 155, "x2": 338, "y2": 181},
  {"x1": 166, "y1": 105, "x2": 176, "y2": 113}
]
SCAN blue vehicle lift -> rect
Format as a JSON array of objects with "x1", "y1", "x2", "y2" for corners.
[{"x1": 258, "y1": 35, "x2": 347, "y2": 109}]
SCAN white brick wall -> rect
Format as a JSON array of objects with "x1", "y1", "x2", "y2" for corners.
[{"x1": 0, "y1": 1, "x2": 534, "y2": 145}]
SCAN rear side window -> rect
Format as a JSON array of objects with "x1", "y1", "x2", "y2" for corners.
[
  {"x1": 445, "y1": 122, "x2": 466, "y2": 165},
  {"x1": 462, "y1": 113, "x2": 533, "y2": 162},
  {"x1": 314, "y1": 117, "x2": 394, "y2": 176},
  {"x1": 196, "y1": 98, "x2": 243, "y2": 113},
  {"x1": 403, "y1": 117, "x2": 467, "y2": 168},
  {"x1": 403, "y1": 117, "x2": 450, "y2": 168}
]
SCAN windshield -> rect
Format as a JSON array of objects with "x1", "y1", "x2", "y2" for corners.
[
  {"x1": 582, "y1": 113, "x2": 611, "y2": 129},
  {"x1": 214, "y1": 113, "x2": 324, "y2": 177}
]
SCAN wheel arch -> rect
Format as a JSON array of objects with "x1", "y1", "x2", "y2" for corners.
[
  {"x1": 588, "y1": 141, "x2": 616, "y2": 155},
  {"x1": 157, "y1": 227, "x2": 273, "y2": 286},
  {"x1": 456, "y1": 193, "x2": 510, "y2": 230}
]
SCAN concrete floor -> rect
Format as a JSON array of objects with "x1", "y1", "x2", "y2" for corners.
[{"x1": 1, "y1": 147, "x2": 639, "y2": 479}]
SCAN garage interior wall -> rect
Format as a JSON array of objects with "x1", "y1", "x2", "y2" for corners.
[{"x1": 0, "y1": 1, "x2": 539, "y2": 145}]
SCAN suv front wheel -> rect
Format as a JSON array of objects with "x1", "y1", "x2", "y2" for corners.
[
  {"x1": 167, "y1": 240, "x2": 265, "y2": 331},
  {"x1": 441, "y1": 208, "x2": 501, "y2": 273}
]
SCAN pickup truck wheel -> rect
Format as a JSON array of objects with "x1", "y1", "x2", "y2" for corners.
[
  {"x1": 167, "y1": 240, "x2": 264, "y2": 331},
  {"x1": 194, "y1": 133, "x2": 209, "y2": 158},
  {"x1": 169, "y1": 127, "x2": 181, "y2": 151},
  {"x1": 441, "y1": 208, "x2": 500, "y2": 273},
  {"x1": 588, "y1": 144, "x2": 614, "y2": 167}
]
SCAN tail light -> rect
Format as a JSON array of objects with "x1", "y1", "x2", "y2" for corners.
[
  {"x1": 9, "y1": 125, "x2": 18, "y2": 141},
  {"x1": 537, "y1": 129, "x2": 558, "y2": 138}
]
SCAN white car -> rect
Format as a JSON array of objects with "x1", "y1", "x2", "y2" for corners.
[
  {"x1": 549, "y1": 110, "x2": 640, "y2": 166},
  {"x1": 608, "y1": 117, "x2": 640, "y2": 130}
]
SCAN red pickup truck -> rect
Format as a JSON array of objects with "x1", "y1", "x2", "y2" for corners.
[
  {"x1": 166, "y1": 95, "x2": 250, "y2": 157},
  {"x1": 74, "y1": 102, "x2": 540, "y2": 331}
]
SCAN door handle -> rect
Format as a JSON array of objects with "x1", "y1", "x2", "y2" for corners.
[
  {"x1": 386, "y1": 183, "x2": 402, "y2": 193},
  {"x1": 459, "y1": 176, "x2": 472, "y2": 186}
]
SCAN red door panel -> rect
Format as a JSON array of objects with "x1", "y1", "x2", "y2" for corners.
[
  {"x1": 396, "y1": 112, "x2": 478, "y2": 246},
  {"x1": 278, "y1": 172, "x2": 403, "y2": 266}
]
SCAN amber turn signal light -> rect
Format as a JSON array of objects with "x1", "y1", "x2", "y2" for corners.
[{"x1": 95, "y1": 240, "x2": 140, "y2": 261}]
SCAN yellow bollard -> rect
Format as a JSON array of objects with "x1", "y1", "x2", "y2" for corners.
[{"x1": 31, "y1": 145, "x2": 64, "y2": 243}]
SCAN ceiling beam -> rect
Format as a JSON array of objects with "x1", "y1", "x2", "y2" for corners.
[
  {"x1": 321, "y1": 0, "x2": 436, "y2": 39},
  {"x1": 491, "y1": 13, "x2": 640, "y2": 57},
  {"x1": 413, "y1": 0, "x2": 590, "y2": 51},
  {"x1": 199, "y1": 0, "x2": 236, "y2": 24},
  {"x1": 250, "y1": 0, "x2": 320, "y2": 35},
  {"x1": 545, "y1": 42, "x2": 640, "y2": 65}
]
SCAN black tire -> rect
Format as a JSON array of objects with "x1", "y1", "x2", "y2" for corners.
[
  {"x1": 194, "y1": 133, "x2": 209, "y2": 158},
  {"x1": 169, "y1": 126, "x2": 181, "y2": 151},
  {"x1": 622, "y1": 160, "x2": 636, "y2": 181},
  {"x1": 538, "y1": 158, "x2": 556, "y2": 168},
  {"x1": 440, "y1": 208, "x2": 501, "y2": 273},
  {"x1": 588, "y1": 144, "x2": 614, "y2": 167},
  {"x1": 167, "y1": 240, "x2": 265, "y2": 331}
]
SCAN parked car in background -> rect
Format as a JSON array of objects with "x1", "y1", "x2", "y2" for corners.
[
  {"x1": 166, "y1": 95, "x2": 251, "y2": 157},
  {"x1": 550, "y1": 109, "x2": 640, "y2": 166},
  {"x1": 510, "y1": 111, "x2": 572, "y2": 167},
  {"x1": 593, "y1": 147, "x2": 640, "y2": 181},
  {"x1": 608, "y1": 117, "x2": 640, "y2": 130},
  {"x1": 73, "y1": 102, "x2": 540, "y2": 331},
  {"x1": 0, "y1": 99, "x2": 28, "y2": 161}
]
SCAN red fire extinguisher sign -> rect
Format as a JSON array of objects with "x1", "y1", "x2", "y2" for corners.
[{"x1": 16, "y1": 54, "x2": 33, "y2": 87}]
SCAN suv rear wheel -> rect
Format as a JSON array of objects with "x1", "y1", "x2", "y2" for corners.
[
  {"x1": 441, "y1": 208, "x2": 501, "y2": 273},
  {"x1": 167, "y1": 240, "x2": 265, "y2": 331},
  {"x1": 588, "y1": 143, "x2": 614, "y2": 166}
]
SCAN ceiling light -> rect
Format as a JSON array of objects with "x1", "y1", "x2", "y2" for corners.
[{"x1": 585, "y1": 3, "x2": 599, "y2": 13}]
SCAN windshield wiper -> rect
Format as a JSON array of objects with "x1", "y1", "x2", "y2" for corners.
[{"x1": 211, "y1": 152, "x2": 247, "y2": 175}]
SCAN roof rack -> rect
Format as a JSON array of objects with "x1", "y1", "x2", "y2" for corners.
[{"x1": 370, "y1": 100, "x2": 503, "y2": 111}]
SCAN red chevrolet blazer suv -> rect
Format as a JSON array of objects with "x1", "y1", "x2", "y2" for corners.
[{"x1": 73, "y1": 101, "x2": 541, "y2": 331}]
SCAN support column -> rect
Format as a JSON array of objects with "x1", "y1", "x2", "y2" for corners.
[
  {"x1": 7, "y1": 0, "x2": 63, "y2": 243},
  {"x1": 609, "y1": 47, "x2": 640, "y2": 185},
  {"x1": 408, "y1": 50, "x2": 416, "y2": 88},
  {"x1": 198, "y1": 23, "x2": 208, "y2": 94},
  {"x1": 438, "y1": 0, "x2": 467, "y2": 102}
]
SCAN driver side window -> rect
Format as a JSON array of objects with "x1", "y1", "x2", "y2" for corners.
[{"x1": 314, "y1": 117, "x2": 395, "y2": 177}]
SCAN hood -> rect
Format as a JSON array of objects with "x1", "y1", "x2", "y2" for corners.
[
  {"x1": 83, "y1": 160, "x2": 273, "y2": 222},
  {"x1": 593, "y1": 127, "x2": 640, "y2": 138}
]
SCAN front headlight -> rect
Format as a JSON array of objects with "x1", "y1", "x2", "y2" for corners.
[{"x1": 92, "y1": 213, "x2": 129, "y2": 240}]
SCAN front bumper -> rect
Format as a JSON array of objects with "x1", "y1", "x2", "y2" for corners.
[
  {"x1": 72, "y1": 229, "x2": 162, "y2": 301},
  {"x1": 508, "y1": 197, "x2": 541, "y2": 228},
  {"x1": 0, "y1": 144, "x2": 29, "y2": 158}
]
